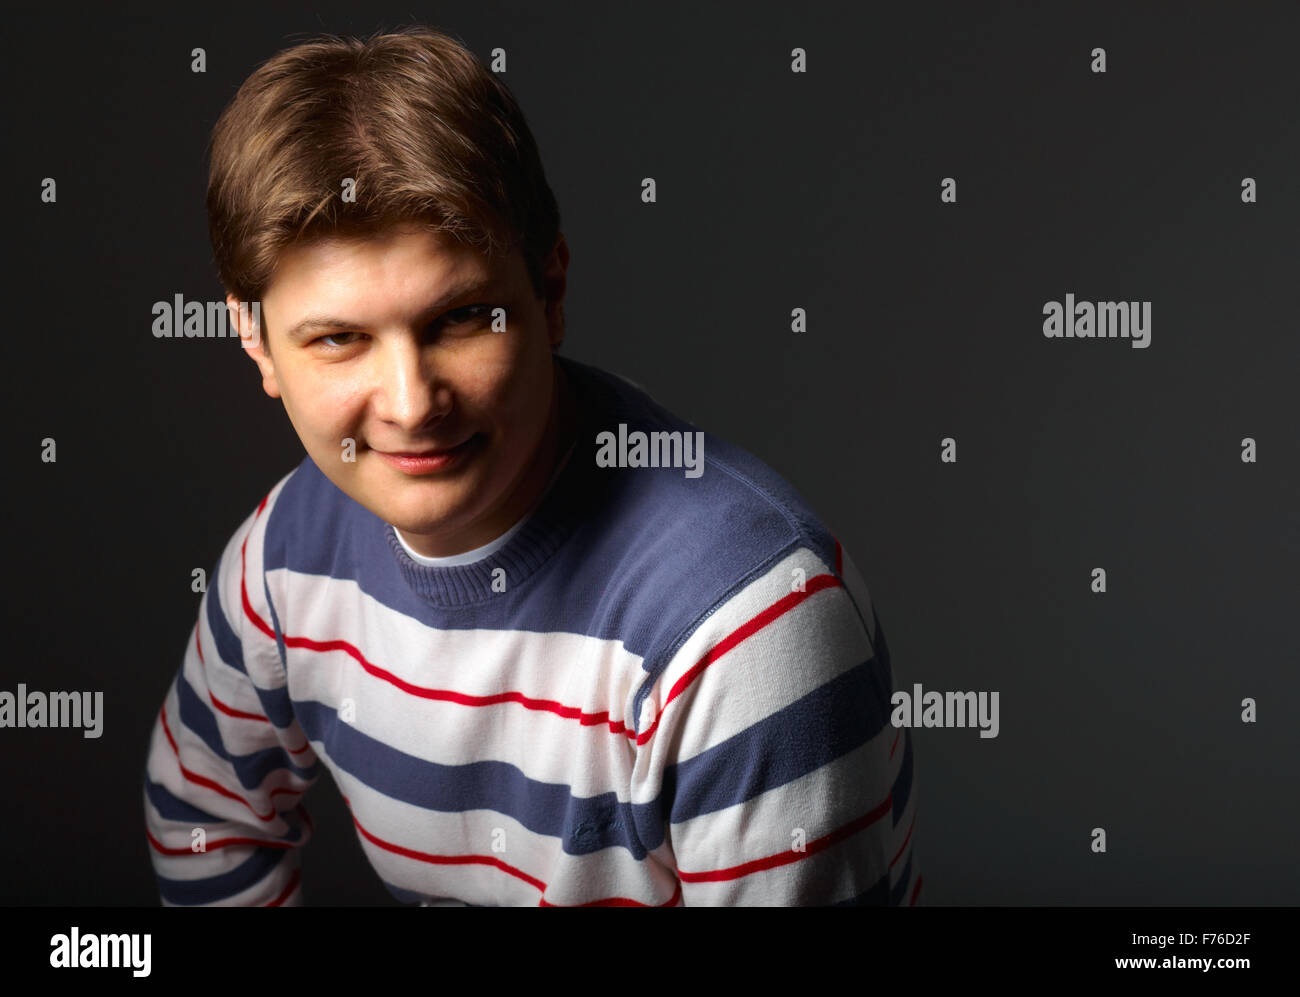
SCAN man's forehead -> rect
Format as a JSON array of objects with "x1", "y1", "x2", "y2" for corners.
[{"x1": 268, "y1": 225, "x2": 517, "y2": 300}]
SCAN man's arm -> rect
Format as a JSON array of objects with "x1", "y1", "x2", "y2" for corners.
[
  {"x1": 142, "y1": 498, "x2": 321, "y2": 906},
  {"x1": 641, "y1": 545, "x2": 920, "y2": 906}
]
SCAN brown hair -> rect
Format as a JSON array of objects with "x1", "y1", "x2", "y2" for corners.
[{"x1": 206, "y1": 25, "x2": 561, "y2": 346}]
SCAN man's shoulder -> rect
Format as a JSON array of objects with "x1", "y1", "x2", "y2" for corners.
[
  {"x1": 571, "y1": 358, "x2": 841, "y2": 583},
  {"x1": 566, "y1": 361, "x2": 878, "y2": 733}
]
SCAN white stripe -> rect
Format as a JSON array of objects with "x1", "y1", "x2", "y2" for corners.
[{"x1": 631, "y1": 547, "x2": 874, "y2": 791}]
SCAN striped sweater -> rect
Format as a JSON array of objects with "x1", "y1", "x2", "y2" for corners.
[{"x1": 142, "y1": 355, "x2": 921, "y2": 906}]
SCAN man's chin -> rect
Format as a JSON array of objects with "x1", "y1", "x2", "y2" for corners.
[{"x1": 384, "y1": 503, "x2": 471, "y2": 539}]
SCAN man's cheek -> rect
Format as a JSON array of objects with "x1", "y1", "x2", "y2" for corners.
[{"x1": 291, "y1": 387, "x2": 361, "y2": 455}]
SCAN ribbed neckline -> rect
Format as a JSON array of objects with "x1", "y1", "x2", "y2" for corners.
[{"x1": 383, "y1": 355, "x2": 618, "y2": 608}]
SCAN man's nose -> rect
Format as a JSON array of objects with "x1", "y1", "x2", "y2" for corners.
[{"x1": 374, "y1": 335, "x2": 449, "y2": 431}]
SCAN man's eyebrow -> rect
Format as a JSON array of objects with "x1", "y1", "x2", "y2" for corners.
[{"x1": 284, "y1": 276, "x2": 496, "y2": 340}]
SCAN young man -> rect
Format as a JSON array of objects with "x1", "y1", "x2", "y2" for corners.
[{"x1": 143, "y1": 26, "x2": 921, "y2": 906}]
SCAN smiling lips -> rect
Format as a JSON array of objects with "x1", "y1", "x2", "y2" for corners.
[{"x1": 374, "y1": 434, "x2": 480, "y2": 473}]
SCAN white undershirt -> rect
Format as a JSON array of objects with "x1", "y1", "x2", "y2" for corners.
[{"x1": 393, "y1": 440, "x2": 576, "y2": 567}]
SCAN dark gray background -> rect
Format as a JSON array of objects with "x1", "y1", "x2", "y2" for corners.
[{"x1": 4, "y1": 0, "x2": 1297, "y2": 905}]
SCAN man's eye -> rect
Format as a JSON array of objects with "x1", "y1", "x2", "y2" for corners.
[
  {"x1": 445, "y1": 303, "x2": 493, "y2": 325},
  {"x1": 315, "y1": 331, "x2": 363, "y2": 348}
]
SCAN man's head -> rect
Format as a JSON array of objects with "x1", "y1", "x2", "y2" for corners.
[{"x1": 207, "y1": 27, "x2": 572, "y2": 556}]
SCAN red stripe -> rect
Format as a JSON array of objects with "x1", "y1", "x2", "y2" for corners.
[
  {"x1": 889, "y1": 728, "x2": 901, "y2": 758},
  {"x1": 238, "y1": 491, "x2": 277, "y2": 639},
  {"x1": 909, "y1": 875, "x2": 922, "y2": 906},
  {"x1": 678, "y1": 791, "x2": 892, "y2": 884},
  {"x1": 195, "y1": 626, "x2": 204, "y2": 665},
  {"x1": 266, "y1": 868, "x2": 300, "y2": 906},
  {"x1": 284, "y1": 632, "x2": 636, "y2": 736},
  {"x1": 160, "y1": 704, "x2": 277, "y2": 823},
  {"x1": 209, "y1": 691, "x2": 269, "y2": 722},
  {"x1": 145, "y1": 828, "x2": 293, "y2": 856},
  {"x1": 240, "y1": 531, "x2": 276, "y2": 640},
  {"x1": 341, "y1": 794, "x2": 547, "y2": 893},
  {"x1": 636, "y1": 573, "x2": 842, "y2": 745}
]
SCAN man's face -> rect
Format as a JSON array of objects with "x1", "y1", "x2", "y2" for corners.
[{"x1": 231, "y1": 222, "x2": 569, "y2": 557}]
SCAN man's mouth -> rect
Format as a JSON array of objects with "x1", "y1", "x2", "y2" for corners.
[{"x1": 373, "y1": 434, "x2": 483, "y2": 474}]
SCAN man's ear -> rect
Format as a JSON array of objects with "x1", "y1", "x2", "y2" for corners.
[
  {"x1": 226, "y1": 292, "x2": 281, "y2": 399},
  {"x1": 542, "y1": 233, "x2": 569, "y2": 351}
]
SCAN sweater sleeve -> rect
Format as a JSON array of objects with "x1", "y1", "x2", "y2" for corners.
[
  {"x1": 636, "y1": 545, "x2": 920, "y2": 906},
  {"x1": 142, "y1": 489, "x2": 322, "y2": 906}
]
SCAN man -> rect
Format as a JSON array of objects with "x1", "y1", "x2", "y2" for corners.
[{"x1": 143, "y1": 25, "x2": 920, "y2": 906}]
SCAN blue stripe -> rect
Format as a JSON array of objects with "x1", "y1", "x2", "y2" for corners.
[
  {"x1": 204, "y1": 557, "x2": 244, "y2": 675},
  {"x1": 201, "y1": 545, "x2": 297, "y2": 729},
  {"x1": 263, "y1": 572, "x2": 289, "y2": 673},
  {"x1": 175, "y1": 669, "x2": 319, "y2": 786},
  {"x1": 143, "y1": 776, "x2": 223, "y2": 825},
  {"x1": 251, "y1": 682, "x2": 296, "y2": 730},
  {"x1": 293, "y1": 699, "x2": 657, "y2": 858},
  {"x1": 156, "y1": 846, "x2": 289, "y2": 905},
  {"x1": 665, "y1": 655, "x2": 892, "y2": 824}
]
